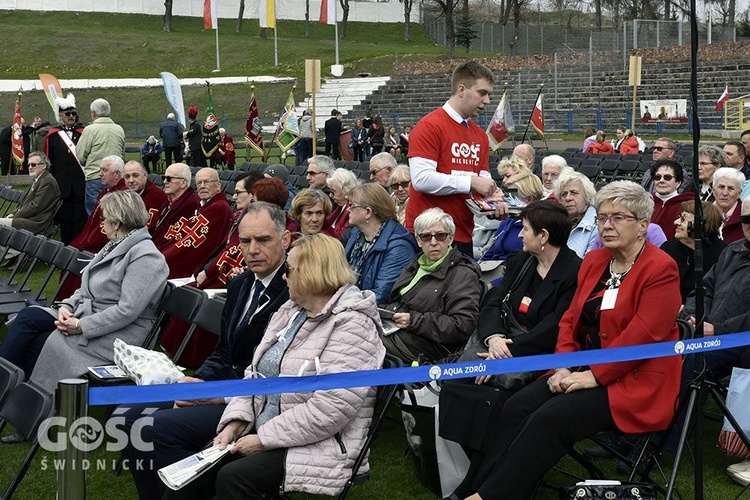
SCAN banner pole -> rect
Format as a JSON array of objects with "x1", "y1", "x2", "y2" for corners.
[{"x1": 213, "y1": 21, "x2": 220, "y2": 73}]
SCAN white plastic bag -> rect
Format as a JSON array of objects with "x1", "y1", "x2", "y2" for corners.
[
  {"x1": 718, "y1": 367, "x2": 750, "y2": 458},
  {"x1": 113, "y1": 338, "x2": 184, "y2": 385}
]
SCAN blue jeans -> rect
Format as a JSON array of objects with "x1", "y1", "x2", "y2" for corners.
[
  {"x1": 85, "y1": 178, "x2": 104, "y2": 215},
  {"x1": 0, "y1": 306, "x2": 56, "y2": 379}
]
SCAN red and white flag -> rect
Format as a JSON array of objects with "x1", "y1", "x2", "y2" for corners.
[
  {"x1": 11, "y1": 95, "x2": 24, "y2": 169},
  {"x1": 203, "y1": 0, "x2": 217, "y2": 29},
  {"x1": 320, "y1": 0, "x2": 336, "y2": 25},
  {"x1": 486, "y1": 89, "x2": 515, "y2": 150},
  {"x1": 716, "y1": 86, "x2": 729, "y2": 113},
  {"x1": 530, "y1": 93, "x2": 544, "y2": 139}
]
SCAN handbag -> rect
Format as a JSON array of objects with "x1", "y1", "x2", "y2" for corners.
[
  {"x1": 560, "y1": 481, "x2": 657, "y2": 499},
  {"x1": 457, "y1": 256, "x2": 541, "y2": 390},
  {"x1": 718, "y1": 366, "x2": 750, "y2": 458},
  {"x1": 113, "y1": 339, "x2": 184, "y2": 385}
]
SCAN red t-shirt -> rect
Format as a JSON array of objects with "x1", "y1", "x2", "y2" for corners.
[{"x1": 406, "y1": 108, "x2": 490, "y2": 243}]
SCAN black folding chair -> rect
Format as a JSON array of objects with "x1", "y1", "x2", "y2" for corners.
[
  {"x1": 0, "y1": 232, "x2": 43, "y2": 292},
  {"x1": 189, "y1": 295, "x2": 226, "y2": 337},
  {"x1": 142, "y1": 285, "x2": 205, "y2": 352},
  {"x1": 0, "y1": 381, "x2": 55, "y2": 499},
  {"x1": 0, "y1": 359, "x2": 24, "y2": 429}
]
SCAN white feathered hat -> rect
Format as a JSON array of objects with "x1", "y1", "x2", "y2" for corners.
[{"x1": 54, "y1": 93, "x2": 77, "y2": 121}]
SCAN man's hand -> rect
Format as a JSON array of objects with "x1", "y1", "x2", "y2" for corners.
[
  {"x1": 173, "y1": 377, "x2": 225, "y2": 407},
  {"x1": 393, "y1": 313, "x2": 411, "y2": 329},
  {"x1": 470, "y1": 176, "x2": 498, "y2": 197},
  {"x1": 689, "y1": 316, "x2": 715, "y2": 336},
  {"x1": 196, "y1": 271, "x2": 207, "y2": 286}
]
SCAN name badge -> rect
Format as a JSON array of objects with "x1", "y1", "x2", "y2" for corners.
[{"x1": 601, "y1": 288, "x2": 618, "y2": 310}]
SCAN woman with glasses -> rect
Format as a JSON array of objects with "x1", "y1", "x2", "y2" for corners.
[
  {"x1": 344, "y1": 183, "x2": 418, "y2": 304},
  {"x1": 661, "y1": 201, "x2": 725, "y2": 303},
  {"x1": 686, "y1": 145, "x2": 729, "y2": 203},
  {"x1": 554, "y1": 170, "x2": 598, "y2": 258},
  {"x1": 325, "y1": 168, "x2": 359, "y2": 239},
  {"x1": 389, "y1": 164, "x2": 411, "y2": 225},
  {"x1": 380, "y1": 208, "x2": 482, "y2": 364},
  {"x1": 459, "y1": 181, "x2": 681, "y2": 500},
  {"x1": 171, "y1": 233, "x2": 385, "y2": 499},
  {"x1": 650, "y1": 159, "x2": 692, "y2": 240},
  {"x1": 288, "y1": 188, "x2": 333, "y2": 239}
]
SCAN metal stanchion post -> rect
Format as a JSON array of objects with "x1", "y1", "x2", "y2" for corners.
[{"x1": 57, "y1": 378, "x2": 88, "y2": 500}]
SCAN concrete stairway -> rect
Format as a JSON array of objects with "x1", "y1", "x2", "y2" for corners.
[{"x1": 297, "y1": 76, "x2": 391, "y2": 129}]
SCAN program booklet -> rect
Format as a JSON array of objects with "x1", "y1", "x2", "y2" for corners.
[
  {"x1": 87, "y1": 365, "x2": 129, "y2": 380},
  {"x1": 158, "y1": 443, "x2": 235, "y2": 491}
]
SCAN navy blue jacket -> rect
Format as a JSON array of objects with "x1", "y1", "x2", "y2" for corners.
[{"x1": 159, "y1": 119, "x2": 185, "y2": 148}]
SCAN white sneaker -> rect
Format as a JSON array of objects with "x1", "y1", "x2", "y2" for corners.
[
  {"x1": 727, "y1": 459, "x2": 750, "y2": 474},
  {"x1": 728, "y1": 467, "x2": 750, "y2": 487}
]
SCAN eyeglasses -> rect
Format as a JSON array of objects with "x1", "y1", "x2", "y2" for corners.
[
  {"x1": 390, "y1": 181, "x2": 410, "y2": 191},
  {"x1": 234, "y1": 189, "x2": 248, "y2": 194},
  {"x1": 653, "y1": 174, "x2": 675, "y2": 181},
  {"x1": 285, "y1": 265, "x2": 296, "y2": 276},
  {"x1": 594, "y1": 213, "x2": 639, "y2": 225},
  {"x1": 306, "y1": 171, "x2": 324, "y2": 176},
  {"x1": 741, "y1": 215, "x2": 750, "y2": 225},
  {"x1": 679, "y1": 214, "x2": 693, "y2": 223},
  {"x1": 163, "y1": 176, "x2": 186, "y2": 183},
  {"x1": 195, "y1": 179, "x2": 220, "y2": 187},
  {"x1": 653, "y1": 146, "x2": 673, "y2": 152},
  {"x1": 417, "y1": 232, "x2": 451, "y2": 243},
  {"x1": 349, "y1": 203, "x2": 368, "y2": 210},
  {"x1": 63, "y1": 111, "x2": 78, "y2": 117},
  {"x1": 699, "y1": 161, "x2": 717, "y2": 167},
  {"x1": 369, "y1": 168, "x2": 383, "y2": 177}
]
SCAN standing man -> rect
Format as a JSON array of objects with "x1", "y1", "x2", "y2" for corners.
[
  {"x1": 151, "y1": 163, "x2": 201, "y2": 251},
  {"x1": 76, "y1": 98, "x2": 126, "y2": 215},
  {"x1": 407, "y1": 60, "x2": 500, "y2": 256},
  {"x1": 160, "y1": 112, "x2": 184, "y2": 166},
  {"x1": 44, "y1": 94, "x2": 87, "y2": 245},
  {"x1": 641, "y1": 137, "x2": 677, "y2": 192},
  {"x1": 123, "y1": 160, "x2": 168, "y2": 229},
  {"x1": 185, "y1": 105, "x2": 205, "y2": 168},
  {"x1": 369, "y1": 152, "x2": 397, "y2": 189},
  {"x1": 324, "y1": 109, "x2": 343, "y2": 160}
]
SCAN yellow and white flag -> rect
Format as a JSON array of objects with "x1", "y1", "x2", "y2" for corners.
[{"x1": 259, "y1": 0, "x2": 275, "y2": 28}]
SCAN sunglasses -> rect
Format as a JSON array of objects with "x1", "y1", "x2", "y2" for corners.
[
  {"x1": 390, "y1": 181, "x2": 410, "y2": 190},
  {"x1": 653, "y1": 174, "x2": 674, "y2": 181},
  {"x1": 741, "y1": 215, "x2": 750, "y2": 225},
  {"x1": 417, "y1": 232, "x2": 450, "y2": 243},
  {"x1": 163, "y1": 176, "x2": 185, "y2": 183},
  {"x1": 653, "y1": 146, "x2": 672, "y2": 152},
  {"x1": 63, "y1": 111, "x2": 78, "y2": 117},
  {"x1": 27, "y1": 162, "x2": 43, "y2": 167}
]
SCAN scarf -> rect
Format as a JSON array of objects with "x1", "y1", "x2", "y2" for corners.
[{"x1": 399, "y1": 247, "x2": 452, "y2": 296}]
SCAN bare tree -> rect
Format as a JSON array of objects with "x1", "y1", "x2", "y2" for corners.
[
  {"x1": 236, "y1": 0, "x2": 245, "y2": 33},
  {"x1": 340, "y1": 0, "x2": 351, "y2": 36},
  {"x1": 431, "y1": 0, "x2": 461, "y2": 59},
  {"x1": 404, "y1": 0, "x2": 414, "y2": 40},
  {"x1": 164, "y1": 0, "x2": 173, "y2": 32},
  {"x1": 305, "y1": 0, "x2": 310, "y2": 36}
]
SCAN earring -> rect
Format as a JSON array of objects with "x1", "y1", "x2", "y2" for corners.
[{"x1": 541, "y1": 244, "x2": 545, "y2": 252}]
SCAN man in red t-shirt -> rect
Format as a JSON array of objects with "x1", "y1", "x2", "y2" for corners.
[{"x1": 406, "y1": 61, "x2": 505, "y2": 256}]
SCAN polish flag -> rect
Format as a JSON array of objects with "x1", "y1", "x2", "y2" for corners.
[
  {"x1": 530, "y1": 94, "x2": 544, "y2": 139},
  {"x1": 320, "y1": 0, "x2": 336, "y2": 25},
  {"x1": 203, "y1": 0, "x2": 217, "y2": 29},
  {"x1": 716, "y1": 86, "x2": 729, "y2": 113}
]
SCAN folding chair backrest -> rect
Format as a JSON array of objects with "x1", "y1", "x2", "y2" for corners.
[
  {"x1": 0, "y1": 359, "x2": 24, "y2": 411},
  {"x1": 143, "y1": 285, "x2": 205, "y2": 351},
  {"x1": 67, "y1": 250, "x2": 95, "y2": 276},
  {"x1": 0, "y1": 381, "x2": 54, "y2": 441},
  {"x1": 192, "y1": 296, "x2": 226, "y2": 336},
  {"x1": 0, "y1": 225, "x2": 13, "y2": 247}
]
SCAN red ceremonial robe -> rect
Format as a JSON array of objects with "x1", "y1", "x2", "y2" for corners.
[
  {"x1": 139, "y1": 180, "x2": 169, "y2": 230},
  {"x1": 161, "y1": 194, "x2": 233, "y2": 279},
  {"x1": 150, "y1": 188, "x2": 201, "y2": 252},
  {"x1": 212, "y1": 134, "x2": 236, "y2": 168}
]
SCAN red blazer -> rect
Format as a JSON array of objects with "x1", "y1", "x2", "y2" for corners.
[{"x1": 555, "y1": 244, "x2": 682, "y2": 433}]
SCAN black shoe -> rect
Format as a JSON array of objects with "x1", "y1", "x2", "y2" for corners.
[
  {"x1": 1, "y1": 432, "x2": 25, "y2": 444},
  {"x1": 584, "y1": 436, "x2": 634, "y2": 459},
  {"x1": 617, "y1": 437, "x2": 656, "y2": 476},
  {"x1": 1, "y1": 255, "x2": 19, "y2": 269}
]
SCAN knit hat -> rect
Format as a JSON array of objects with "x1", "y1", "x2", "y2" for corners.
[{"x1": 264, "y1": 164, "x2": 289, "y2": 183}]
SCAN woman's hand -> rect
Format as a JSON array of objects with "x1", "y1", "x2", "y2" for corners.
[
  {"x1": 559, "y1": 370, "x2": 599, "y2": 394},
  {"x1": 214, "y1": 420, "x2": 245, "y2": 450},
  {"x1": 485, "y1": 336, "x2": 514, "y2": 360},
  {"x1": 55, "y1": 310, "x2": 81, "y2": 336},
  {"x1": 231, "y1": 434, "x2": 265, "y2": 457},
  {"x1": 393, "y1": 313, "x2": 411, "y2": 330},
  {"x1": 196, "y1": 271, "x2": 207, "y2": 286},
  {"x1": 547, "y1": 368, "x2": 572, "y2": 393},
  {"x1": 57, "y1": 307, "x2": 74, "y2": 323}
]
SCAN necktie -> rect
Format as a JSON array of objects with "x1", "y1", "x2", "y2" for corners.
[
  {"x1": 460, "y1": 120, "x2": 468, "y2": 127},
  {"x1": 233, "y1": 281, "x2": 265, "y2": 340}
]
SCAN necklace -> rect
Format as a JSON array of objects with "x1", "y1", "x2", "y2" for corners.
[{"x1": 606, "y1": 242, "x2": 646, "y2": 289}]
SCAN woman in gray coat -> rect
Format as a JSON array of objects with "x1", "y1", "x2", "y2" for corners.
[{"x1": 0, "y1": 191, "x2": 168, "y2": 421}]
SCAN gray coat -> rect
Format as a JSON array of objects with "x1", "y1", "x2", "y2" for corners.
[
  {"x1": 31, "y1": 226, "x2": 168, "y2": 393},
  {"x1": 11, "y1": 169, "x2": 61, "y2": 234}
]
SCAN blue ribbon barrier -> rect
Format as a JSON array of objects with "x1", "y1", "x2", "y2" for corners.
[{"x1": 88, "y1": 330, "x2": 750, "y2": 406}]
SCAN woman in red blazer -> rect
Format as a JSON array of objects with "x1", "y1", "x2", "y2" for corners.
[{"x1": 460, "y1": 181, "x2": 682, "y2": 500}]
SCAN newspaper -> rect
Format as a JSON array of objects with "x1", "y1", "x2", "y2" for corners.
[{"x1": 158, "y1": 443, "x2": 235, "y2": 490}]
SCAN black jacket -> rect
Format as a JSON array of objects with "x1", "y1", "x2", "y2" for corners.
[{"x1": 324, "y1": 116, "x2": 342, "y2": 144}]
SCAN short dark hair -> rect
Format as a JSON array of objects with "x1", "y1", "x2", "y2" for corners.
[
  {"x1": 725, "y1": 140, "x2": 746, "y2": 158},
  {"x1": 451, "y1": 61, "x2": 494, "y2": 94},
  {"x1": 741, "y1": 129, "x2": 750, "y2": 139},
  {"x1": 651, "y1": 159, "x2": 684, "y2": 183},
  {"x1": 518, "y1": 200, "x2": 572, "y2": 248}
]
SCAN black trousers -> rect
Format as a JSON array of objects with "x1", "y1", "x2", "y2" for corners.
[
  {"x1": 0, "y1": 306, "x2": 55, "y2": 379},
  {"x1": 164, "y1": 146, "x2": 183, "y2": 166},
  {"x1": 469, "y1": 377, "x2": 616, "y2": 500}
]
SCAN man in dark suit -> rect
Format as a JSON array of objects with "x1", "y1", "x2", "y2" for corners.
[
  {"x1": 324, "y1": 108, "x2": 343, "y2": 160},
  {"x1": 119, "y1": 201, "x2": 291, "y2": 499}
]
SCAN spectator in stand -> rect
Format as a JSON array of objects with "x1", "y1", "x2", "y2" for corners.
[
  {"x1": 0, "y1": 191, "x2": 167, "y2": 405},
  {"x1": 325, "y1": 168, "x2": 359, "y2": 239},
  {"x1": 642, "y1": 137, "x2": 678, "y2": 193},
  {"x1": 150, "y1": 163, "x2": 201, "y2": 251},
  {"x1": 211, "y1": 128, "x2": 236, "y2": 170},
  {"x1": 296, "y1": 109, "x2": 314, "y2": 165},
  {"x1": 76, "y1": 98, "x2": 126, "y2": 215},
  {"x1": 555, "y1": 170, "x2": 598, "y2": 258},
  {"x1": 159, "y1": 112, "x2": 184, "y2": 166},
  {"x1": 368, "y1": 115, "x2": 385, "y2": 155},
  {"x1": 389, "y1": 164, "x2": 411, "y2": 226},
  {"x1": 540, "y1": 155, "x2": 573, "y2": 200},
  {"x1": 713, "y1": 167, "x2": 745, "y2": 244},
  {"x1": 724, "y1": 140, "x2": 749, "y2": 179},
  {"x1": 618, "y1": 129, "x2": 640, "y2": 155},
  {"x1": 650, "y1": 159, "x2": 693, "y2": 240},
  {"x1": 350, "y1": 118, "x2": 368, "y2": 162},
  {"x1": 288, "y1": 188, "x2": 333, "y2": 239},
  {"x1": 369, "y1": 151, "x2": 397, "y2": 188},
  {"x1": 687, "y1": 145, "x2": 728, "y2": 203},
  {"x1": 324, "y1": 109, "x2": 343, "y2": 160},
  {"x1": 582, "y1": 127, "x2": 597, "y2": 151},
  {"x1": 661, "y1": 201, "x2": 725, "y2": 304},
  {"x1": 585, "y1": 130, "x2": 615, "y2": 154},
  {"x1": 345, "y1": 183, "x2": 418, "y2": 304},
  {"x1": 122, "y1": 160, "x2": 168, "y2": 231},
  {"x1": 400, "y1": 124, "x2": 411, "y2": 157},
  {"x1": 305, "y1": 155, "x2": 335, "y2": 195},
  {"x1": 513, "y1": 143, "x2": 535, "y2": 170},
  {"x1": 384, "y1": 125, "x2": 401, "y2": 159},
  {"x1": 140, "y1": 135, "x2": 163, "y2": 173},
  {"x1": 381, "y1": 208, "x2": 482, "y2": 364}
]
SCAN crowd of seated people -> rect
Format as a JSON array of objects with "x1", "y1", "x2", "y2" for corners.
[{"x1": 5, "y1": 130, "x2": 750, "y2": 496}]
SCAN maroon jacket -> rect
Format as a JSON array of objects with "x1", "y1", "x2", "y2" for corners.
[
  {"x1": 720, "y1": 199, "x2": 744, "y2": 244},
  {"x1": 151, "y1": 188, "x2": 201, "y2": 251},
  {"x1": 139, "y1": 180, "x2": 169, "y2": 230},
  {"x1": 651, "y1": 192, "x2": 693, "y2": 240}
]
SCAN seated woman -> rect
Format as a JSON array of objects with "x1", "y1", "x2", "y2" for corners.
[
  {"x1": 497, "y1": 155, "x2": 532, "y2": 190},
  {"x1": 582, "y1": 126, "x2": 597, "y2": 151},
  {"x1": 344, "y1": 183, "x2": 418, "y2": 304},
  {"x1": 288, "y1": 188, "x2": 333, "y2": 238},
  {"x1": 384, "y1": 125, "x2": 401, "y2": 159},
  {"x1": 618, "y1": 129, "x2": 640, "y2": 155},
  {"x1": 650, "y1": 159, "x2": 692, "y2": 240},
  {"x1": 381, "y1": 208, "x2": 482, "y2": 364},
  {"x1": 585, "y1": 130, "x2": 615, "y2": 154},
  {"x1": 661, "y1": 201, "x2": 725, "y2": 304},
  {"x1": 554, "y1": 170, "x2": 598, "y2": 258},
  {"x1": 325, "y1": 168, "x2": 359, "y2": 239},
  {"x1": 169, "y1": 233, "x2": 385, "y2": 499},
  {"x1": 389, "y1": 164, "x2": 411, "y2": 226},
  {"x1": 0, "y1": 191, "x2": 168, "y2": 393},
  {"x1": 440, "y1": 201, "x2": 581, "y2": 486},
  {"x1": 459, "y1": 181, "x2": 682, "y2": 500},
  {"x1": 712, "y1": 167, "x2": 745, "y2": 243}
]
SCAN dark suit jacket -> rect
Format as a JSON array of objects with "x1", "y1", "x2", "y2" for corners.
[
  {"x1": 478, "y1": 247, "x2": 582, "y2": 357},
  {"x1": 11, "y1": 169, "x2": 61, "y2": 234},
  {"x1": 195, "y1": 268, "x2": 289, "y2": 381},
  {"x1": 44, "y1": 125, "x2": 85, "y2": 199},
  {"x1": 324, "y1": 116, "x2": 342, "y2": 144}
]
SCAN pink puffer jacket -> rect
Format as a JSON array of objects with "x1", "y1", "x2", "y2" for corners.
[{"x1": 218, "y1": 283, "x2": 386, "y2": 496}]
